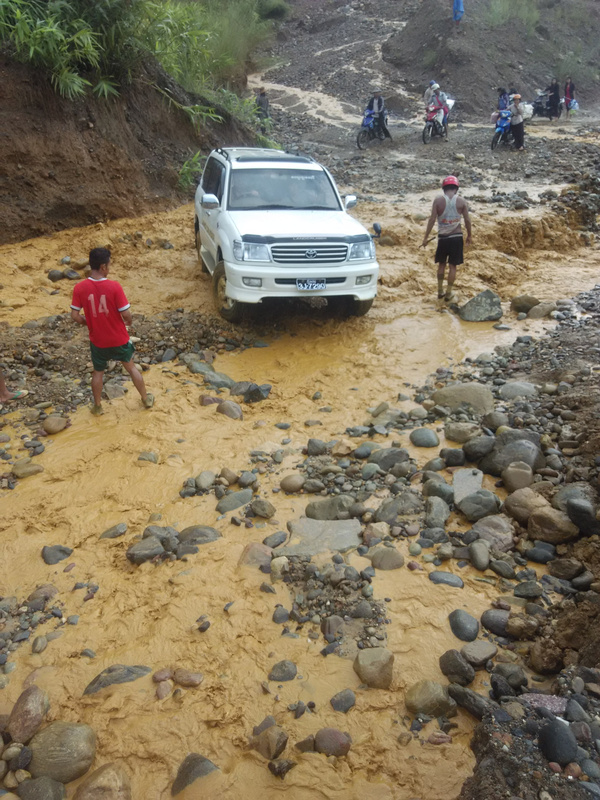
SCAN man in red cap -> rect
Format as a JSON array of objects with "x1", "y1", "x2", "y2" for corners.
[{"x1": 421, "y1": 176, "x2": 471, "y2": 301}]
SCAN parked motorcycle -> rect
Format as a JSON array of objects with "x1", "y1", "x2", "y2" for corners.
[
  {"x1": 422, "y1": 98, "x2": 455, "y2": 144},
  {"x1": 357, "y1": 109, "x2": 390, "y2": 149},
  {"x1": 491, "y1": 109, "x2": 513, "y2": 150},
  {"x1": 532, "y1": 90, "x2": 563, "y2": 119}
]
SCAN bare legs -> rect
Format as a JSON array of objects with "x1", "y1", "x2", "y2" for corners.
[
  {"x1": 90, "y1": 360, "x2": 153, "y2": 415},
  {"x1": 437, "y1": 262, "x2": 457, "y2": 301},
  {"x1": 0, "y1": 372, "x2": 16, "y2": 403}
]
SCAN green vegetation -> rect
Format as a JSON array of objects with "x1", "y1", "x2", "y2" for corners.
[
  {"x1": 0, "y1": 0, "x2": 289, "y2": 98},
  {"x1": 422, "y1": 49, "x2": 437, "y2": 70},
  {"x1": 485, "y1": 0, "x2": 539, "y2": 35},
  {"x1": 178, "y1": 151, "x2": 207, "y2": 188}
]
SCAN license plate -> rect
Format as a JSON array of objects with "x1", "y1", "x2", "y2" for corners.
[{"x1": 296, "y1": 279, "x2": 326, "y2": 291}]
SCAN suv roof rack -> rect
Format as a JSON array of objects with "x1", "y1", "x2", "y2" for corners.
[
  {"x1": 215, "y1": 147, "x2": 230, "y2": 160},
  {"x1": 234, "y1": 153, "x2": 314, "y2": 164}
]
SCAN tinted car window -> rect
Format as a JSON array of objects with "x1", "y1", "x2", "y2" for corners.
[{"x1": 228, "y1": 168, "x2": 341, "y2": 211}]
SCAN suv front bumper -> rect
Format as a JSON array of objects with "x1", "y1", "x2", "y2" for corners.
[{"x1": 222, "y1": 259, "x2": 379, "y2": 303}]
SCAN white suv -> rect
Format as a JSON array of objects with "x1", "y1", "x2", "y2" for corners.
[{"x1": 194, "y1": 147, "x2": 380, "y2": 322}]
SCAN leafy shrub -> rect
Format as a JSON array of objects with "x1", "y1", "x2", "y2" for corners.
[{"x1": 486, "y1": 0, "x2": 540, "y2": 34}]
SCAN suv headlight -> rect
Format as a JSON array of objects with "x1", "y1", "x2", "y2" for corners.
[
  {"x1": 349, "y1": 240, "x2": 375, "y2": 260},
  {"x1": 233, "y1": 240, "x2": 271, "y2": 262}
]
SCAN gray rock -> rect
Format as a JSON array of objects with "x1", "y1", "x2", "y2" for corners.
[
  {"x1": 453, "y1": 469, "x2": 483, "y2": 504},
  {"x1": 243, "y1": 383, "x2": 271, "y2": 403},
  {"x1": 405, "y1": 680, "x2": 457, "y2": 716},
  {"x1": 567, "y1": 498, "x2": 600, "y2": 536},
  {"x1": 470, "y1": 515, "x2": 514, "y2": 552},
  {"x1": 305, "y1": 494, "x2": 354, "y2": 521},
  {"x1": 448, "y1": 684, "x2": 496, "y2": 720},
  {"x1": 490, "y1": 559, "x2": 516, "y2": 579},
  {"x1": 216, "y1": 488, "x2": 253, "y2": 514},
  {"x1": 367, "y1": 447, "x2": 410, "y2": 471},
  {"x1": 538, "y1": 719, "x2": 578, "y2": 766},
  {"x1": 510, "y1": 294, "x2": 540, "y2": 313},
  {"x1": 353, "y1": 648, "x2": 394, "y2": 689},
  {"x1": 440, "y1": 447, "x2": 466, "y2": 467},
  {"x1": 547, "y1": 557, "x2": 583, "y2": 581},
  {"x1": 493, "y1": 663, "x2": 527, "y2": 690},
  {"x1": 280, "y1": 474, "x2": 305, "y2": 493},
  {"x1": 307, "y1": 438, "x2": 328, "y2": 456},
  {"x1": 432, "y1": 383, "x2": 494, "y2": 415},
  {"x1": 499, "y1": 381, "x2": 538, "y2": 400},
  {"x1": 444, "y1": 422, "x2": 481, "y2": 443},
  {"x1": 137, "y1": 451, "x2": 158, "y2": 463},
  {"x1": 429, "y1": 571, "x2": 464, "y2": 588},
  {"x1": 330, "y1": 689, "x2": 356, "y2": 713},
  {"x1": 7, "y1": 686, "x2": 49, "y2": 744},
  {"x1": 409, "y1": 428, "x2": 439, "y2": 448},
  {"x1": 448, "y1": 609, "x2": 479, "y2": 642},
  {"x1": 17, "y1": 777, "x2": 66, "y2": 800},
  {"x1": 263, "y1": 531, "x2": 287, "y2": 549},
  {"x1": 178, "y1": 525, "x2": 221, "y2": 545},
  {"x1": 195, "y1": 471, "x2": 216, "y2": 491},
  {"x1": 41, "y1": 545, "x2": 73, "y2": 565},
  {"x1": 251, "y1": 498, "x2": 276, "y2": 519},
  {"x1": 482, "y1": 411, "x2": 509, "y2": 431},
  {"x1": 252, "y1": 725, "x2": 288, "y2": 759},
  {"x1": 582, "y1": 760, "x2": 600, "y2": 780},
  {"x1": 501, "y1": 461, "x2": 534, "y2": 493},
  {"x1": 514, "y1": 580, "x2": 543, "y2": 598},
  {"x1": 457, "y1": 490, "x2": 501, "y2": 522},
  {"x1": 528, "y1": 301, "x2": 556, "y2": 319},
  {"x1": 29, "y1": 721, "x2": 96, "y2": 783},
  {"x1": 272, "y1": 607, "x2": 289, "y2": 624},
  {"x1": 83, "y1": 664, "x2": 151, "y2": 695},
  {"x1": 481, "y1": 609, "x2": 509, "y2": 636},
  {"x1": 268, "y1": 660, "x2": 297, "y2": 682},
  {"x1": 100, "y1": 523, "x2": 128, "y2": 539},
  {"x1": 439, "y1": 650, "x2": 475, "y2": 686},
  {"x1": 279, "y1": 518, "x2": 361, "y2": 557},
  {"x1": 461, "y1": 640, "x2": 498, "y2": 666},
  {"x1": 370, "y1": 548, "x2": 404, "y2": 570},
  {"x1": 126, "y1": 536, "x2": 165, "y2": 564},
  {"x1": 422, "y1": 479, "x2": 454, "y2": 505},
  {"x1": 375, "y1": 492, "x2": 423, "y2": 523},
  {"x1": 480, "y1": 440, "x2": 546, "y2": 477},
  {"x1": 424, "y1": 496, "x2": 451, "y2": 529},
  {"x1": 469, "y1": 540, "x2": 490, "y2": 571},
  {"x1": 458, "y1": 289, "x2": 502, "y2": 322},
  {"x1": 463, "y1": 436, "x2": 497, "y2": 463},
  {"x1": 552, "y1": 483, "x2": 597, "y2": 513},
  {"x1": 171, "y1": 754, "x2": 219, "y2": 795},
  {"x1": 216, "y1": 400, "x2": 243, "y2": 420}
]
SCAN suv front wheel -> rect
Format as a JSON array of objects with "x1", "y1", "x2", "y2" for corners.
[
  {"x1": 213, "y1": 262, "x2": 245, "y2": 323},
  {"x1": 194, "y1": 218, "x2": 209, "y2": 274}
]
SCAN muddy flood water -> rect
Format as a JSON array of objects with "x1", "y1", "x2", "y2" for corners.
[{"x1": 1, "y1": 186, "x2": 600, "y2": 799}]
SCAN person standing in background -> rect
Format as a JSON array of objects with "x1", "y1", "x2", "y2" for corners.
[
  {"x1": 565, "y1": 77, "x2": 576, "y2": 118},
  {"x1": 546, "y1": 78, "x2": 560, "y2": 121},
  {"x1": 509, "y1": 94, "x2": 525, "y2": 151},
  {"x1": 255, "y1": 87, "x2": 270, "y2": 131}
]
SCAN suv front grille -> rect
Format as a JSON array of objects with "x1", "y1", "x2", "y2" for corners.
[{"x1": 271, "y1": 244, "x2": 348, "y2": 264}]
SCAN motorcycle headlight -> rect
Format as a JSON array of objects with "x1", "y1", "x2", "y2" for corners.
[
  {"x1": 349, "y1": 240, "x2": 375, "y2": 260},
  {"x1": 233, "y1": 241, "x2": 271, "y2": 262}
]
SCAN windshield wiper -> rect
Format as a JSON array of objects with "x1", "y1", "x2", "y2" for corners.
[
  {"x1": 251, "y1": 204, "x2": 295, "y2": 210},
  {"x1": 303, "y1": 205, "x2": 337, "y2": 210}
]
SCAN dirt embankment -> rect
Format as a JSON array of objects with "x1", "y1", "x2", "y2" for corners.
[{"x1": 0, "y1": 59, "x2": 249, "y2": 246}]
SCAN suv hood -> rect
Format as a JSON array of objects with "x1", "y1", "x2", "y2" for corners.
[{"x1": 228, "y1": 210, "x2": 370, "y2": 240}]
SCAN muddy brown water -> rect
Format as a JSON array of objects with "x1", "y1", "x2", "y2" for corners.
[{"x1": 1, "y1": 190, "x2": 600, "y2": 799}]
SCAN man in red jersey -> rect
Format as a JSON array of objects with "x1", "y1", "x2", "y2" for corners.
[{"x1": 70, "y1": 247, "x2": 154, "y2": 415}]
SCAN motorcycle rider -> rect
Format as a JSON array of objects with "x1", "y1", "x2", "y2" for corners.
[
  {"x1": 545, "y1": 78, "x2": 560, "y2": 121},
  {"x1": 497, "y1": 87, "x2": 509, "y2": 110},
  {"x1": 367, "y1": 90, "x2": 392, "y2": 139},
  {"x1": 421, "y1": 176, "x2": 472, "y2": 301},
  {"x1": 430, "y1": 84, "x2": 450, "y2": 137},
  {"x1": 423, "y1": 80, "x2": 437, "y2": 105}
]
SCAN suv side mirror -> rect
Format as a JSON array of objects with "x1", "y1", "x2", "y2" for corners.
[
  {"x1": 344, "y1": 195, "x2": 357, "y2": 210},
  {"x1": 372, "y1": 222, "x2": 382, "y2": 238},
  {"x1": 202, "y1": 193, "x2": 220, "y2": 210}
]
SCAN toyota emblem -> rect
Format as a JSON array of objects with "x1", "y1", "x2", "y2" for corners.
[{"x1": 305, "y1": 249, "x2": 318, "y2": 259}]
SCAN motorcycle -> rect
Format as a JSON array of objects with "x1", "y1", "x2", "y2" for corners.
[
  {"x1": 357, "y1": 109, "x2": 390, "y2": 149},
  {"x1": 422, "y1": 98, "x2": 455, "y2": 144},
  {"x1": 491, "y1": 109, "x2": 513, "y2": 150},
  {"x1": 532, "y1": 90, "x2": 562, "y2": 119}
]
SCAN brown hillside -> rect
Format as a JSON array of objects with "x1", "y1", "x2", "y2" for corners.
[{"x1": 0, "y1": 59, "x2": 249, "y2": 245}]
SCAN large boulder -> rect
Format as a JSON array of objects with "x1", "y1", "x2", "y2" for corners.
[
  {"x1": 73, "y1": 763, "x2": 132, "y2": 800},
  {"x1": 528, "y1": 507, "x2": 579, "y2": 544},
  {"x1": 7, "y1": 686, "x2": 49, "y2": 743},
  {"x1": 432, "y1": 383, "x2": 494, "y2": 415},
  {"x1": 504, "y1": 487, "x2": 550, "y2": 526},
  {"x1": 29, "y1": 722, "x2": 96, "y2": 783},
  {"x1": 353, "y1": 648, "x2": 394, "y2": 689},
  {"x1": 458, "y1": 290, "x2": 503, "y2": 322},
  {"x1": 405, "y1": 680, "x2": 457, "y2": 716}
]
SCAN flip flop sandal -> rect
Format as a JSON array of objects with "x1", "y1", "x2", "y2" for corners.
[{"x1": 6, "y1": 389, "x2": 28, "y2": 401}]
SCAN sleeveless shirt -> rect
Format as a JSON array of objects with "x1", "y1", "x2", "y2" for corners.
[{"x1": 437, "y1": 194, "x2": 462, "y2": 237}]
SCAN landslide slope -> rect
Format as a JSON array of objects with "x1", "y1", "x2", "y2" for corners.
[{"x1": 0, "y1": 59, "x2": 248, "y2": 245}]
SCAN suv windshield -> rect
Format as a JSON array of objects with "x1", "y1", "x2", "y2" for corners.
[{"x1": 227, "y1": 168, "x2": 341, "y2": 211}]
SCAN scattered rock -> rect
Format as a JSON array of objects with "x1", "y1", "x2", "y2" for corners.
[
  {"x1": 538, "y1": 719, "x2": 578, "y2": 766},
  {"x1": 280, "y1": 474, "x2": 305, "y2": 493},
  {"x1": 126, "y1": 536, "x2": 165, "y2": 565},
  {"x1": 458, "y1": 289, "x2": 503, "y2": 322},
  {"x1": 29, "y1": 721, "x2": 96, "y2": 783},
  {"x1": 268, "y1": 660, "x2": 297, "y2": 682},
  {"x1": 41, "y1": 545, "x2": 73, "y2": 565},
  {"x1": 252, "y1": 725, "x2": 288, "y2": 760},
  {"x1": 330, "y1": 689, "x2": 356, "y2": 713},
  {"x1": 432, "y1": 383, "x2": 494, "y2": 415},
  {"x1": 7, "y1": 686, "x2": 49, "y2": 744},
  {"x1": 216, "y1": 400, "x2": 243, "y2": 420},
  {"x1": 83, "y1": 664, "x2": 151, "y2": 695},
  {"x1": 370, "y1": 548, "x2": 404, "y2": 570},
  {"x1": 73, "y1": 763, "x2": 132, "y2": 800},
  {"x1": 216, "y1": 488, "x2": 253, "y2": 514},
  {"x1": 42, "y1": 416, "x2": 68, "y2": 435},
  {"x1": 439, "y1": 649, "x2": 475, "y2": 686},
  {"x1": 314, "y1": 728, "x2": 352, "y2": 757},
  {"x1": 353, "y1": 648, "x2": 394, "y2": 689},
  {"x1": 171, "y1": 754, "x2": 219, "y2": 795},
  {"x1": 409, "y1": 428, "x2": 439, "y2": 448},
  {"x1": 461, "y1": 640, "x2": 498, "y2": 667},
  {"x1": 448, "y1": 609, "x2": 479, "y2": 642},
  {"x1": 405, "y1": 680, "x2": 457, "y2": 716},
  {"x1": 100, "y1": 523, "x2": 128, "y2": 540}
]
